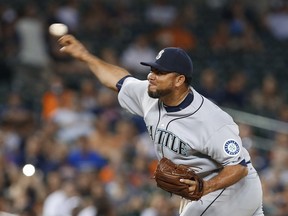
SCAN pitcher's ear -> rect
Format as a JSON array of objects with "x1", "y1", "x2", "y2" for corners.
[{"x1": 175, "y1": 74, "x2": 186, "y2": 87}]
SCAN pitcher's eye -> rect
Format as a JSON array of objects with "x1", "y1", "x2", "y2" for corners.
[{"x1": 151, "y1": 68, "x2": 169, "y2": 75}]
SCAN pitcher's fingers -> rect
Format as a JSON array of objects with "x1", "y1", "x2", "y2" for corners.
[
  {"x1": 180, "y1": 179, "x2": 196, "y2": 185},
  {"x1": 189, "y1": 185, "x2": 197, "y2": 192},
  {"x1": 58, "y1": 34, "x2": 75, "y2": 46},
  {"x1": 59, "y1": 46, "x2": 67, "y2": 52}
]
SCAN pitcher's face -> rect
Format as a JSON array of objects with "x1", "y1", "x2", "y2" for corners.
[{"x1": 147, "y1": 68, "x2": 180, "y2": 98}]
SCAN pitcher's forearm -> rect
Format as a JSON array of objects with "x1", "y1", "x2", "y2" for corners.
[
  {"x1": 203, "y1": 164, "x2": 248, "y2": 195},
  {"x1": 84, "y1": 53, "x2": 130, "y2": 91}
]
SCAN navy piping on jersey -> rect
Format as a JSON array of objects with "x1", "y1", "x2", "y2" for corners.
[
  {"x1": 200, "y1": 188, "x2": 226, "y2": 216},
  {"x1": 163, "y1": 91, "x2": 194, "y2": 112},
  {"x1": 116, "y1": 75, "x2": 132, "y2": 91},
  {"x1": 156, "y1": 101, "x2": 165, "y2": 157},
  {"x1": 166, "y1": 95, "x2": 204, "y2": 129}
]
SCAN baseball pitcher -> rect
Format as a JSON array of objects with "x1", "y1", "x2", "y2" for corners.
[{"x1": 58, "y1": 35, "x2": 264, "y2": 216}]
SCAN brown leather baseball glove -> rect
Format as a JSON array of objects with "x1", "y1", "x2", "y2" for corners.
[{"x1": 154, "y1": 157, "x2": 204, "y2": 201}]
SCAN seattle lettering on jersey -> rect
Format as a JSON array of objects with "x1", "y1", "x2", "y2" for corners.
[{"x1": 147, "y1": 126, "x2": 189, "y2": 156}]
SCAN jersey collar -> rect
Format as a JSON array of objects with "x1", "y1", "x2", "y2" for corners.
[{"x1": 163, "y1": 91, "x2": 194, "y2": 112}]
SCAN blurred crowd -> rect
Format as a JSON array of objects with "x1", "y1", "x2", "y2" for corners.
[{"x1": 0, "y1": 0, "x2": 288, "y2": 215}]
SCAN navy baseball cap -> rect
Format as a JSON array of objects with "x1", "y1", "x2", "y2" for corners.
[{"x1": 140, "y1": 47, "x2": 193, "y2": 78}]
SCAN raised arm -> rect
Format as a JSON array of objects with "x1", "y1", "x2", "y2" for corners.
[{"x1": 58, "y1": 35, "x2": 131, "y2": 91}]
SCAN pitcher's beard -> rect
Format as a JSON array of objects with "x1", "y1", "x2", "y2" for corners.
[{"x1": 148, "y1": 88, "x2": 172, "y2": 99}]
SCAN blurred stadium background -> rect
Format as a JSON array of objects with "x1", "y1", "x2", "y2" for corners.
[{"x1": 0, "y1": 0, "x2": 288, "y2": 215}]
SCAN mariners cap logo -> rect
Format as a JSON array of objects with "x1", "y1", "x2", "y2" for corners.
[
  {"x1": 223, "y1": 139, "x2": 240, "y2": 156},
  {"x1": 156, "y1": 50, "x2": 165, "y2": 60}
]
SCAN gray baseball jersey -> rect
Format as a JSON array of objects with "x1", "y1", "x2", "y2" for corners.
[{"x1": 117, "y1": 77, "x2": 264, "y2": 216}]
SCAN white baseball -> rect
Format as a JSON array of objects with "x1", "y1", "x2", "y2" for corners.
[
  {"x1": 49, "y1": 23, "x2": 68, "y2": 37},
  {"x1": 22, "y1": 164, "x2": 35, "y2": 176}
]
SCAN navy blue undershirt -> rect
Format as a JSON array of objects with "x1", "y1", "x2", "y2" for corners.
[
  {"x1": 163, "y1": 91, "x2": 194, "y2": 112},
  {"x1": 116, "y1": 75, "x2": 132, "y2": 92}
]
